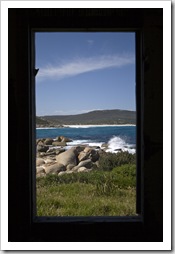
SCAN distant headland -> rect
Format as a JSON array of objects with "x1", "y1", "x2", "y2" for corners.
[{"x1": 36, "y1": 109, "x2": 136, "y2": 128}]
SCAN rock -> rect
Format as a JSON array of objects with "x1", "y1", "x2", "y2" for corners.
[
  {"x1": 36, "y1": 166, "x2": 45, "y2": 174},
  {"x1": 46, "y1": 148, "x2": 65, "y2": 155},
  {"x1": 66, "y1": 163, "x2": 75, "y2": 171},
  {"x1": 37, "y1": 141, "x2": 45, "y2": 146},
  {"x1": 55, "y1": 149, "x2": 66, "y2": 155},
  {"x1": 47, "y1": 148, "x2": 55, "y2": 153},
  {"x1": 47, "y1": 147, "x2": 57, "y2": 153},
  {"x1": 56, "y1": 147, "x2": 78, "y2": 167},
  {"x1": 36, "y1": 138, "x2": 40, "y2": 144},
  {"x1": 55, "y1": 136, "x2": 72, "y2": 143},
  {"x1": 78, "y1": 148, "x2": 99, "y2": 163},
  {"x1": 55, "y1": 136, "x2": 62, "y2": 142},
  {"x1": 77, "y1": 167, "x2": 92, "y2": 172},
  {"x1": 78, "y1": 151, "x2": 89, "y2": 162},
  {"x1": 77, "y1": 166, "x2": 87, "y2": 172},
  {"x1": 89, "y1": 149, "x2": 99, "y2": 162},
  {"x1": 58, "y1": 170, "x2": 74, "y2": 175},
  {"x1": 74, "y1": 146, "x2": 86, "y2": 153},
  {"x1": 36, "y1": 172, "x2": 46, "y2": 178},
  {"x1": 46, "y1": 150, "x2": 56, "y2": 155},
  {"x1": 37, "y1": 145, "x2": 49, "y2": 153},
  {"x1": 52, "y1": 141, "x2": 67, "y2": 146},
  {"x1": 45, "y1": 163, "x2": 66, "y2": 174},
  {"x1": 36, "y1": 158, "x2": 45, "y2": 166},
  {"x1": 44, "y1": 138, "x2": 54, "y2": 145},
  {"x1": 73, "y1": 159, "x2": 92, "y2": 172},
  {"x1": 36, "y1": 136, "x2": 102, "y2": 175},
  {"x1": 45, "y1": 153, "x2": 56, "y2": 159},
  {"x1": 44, "y1": 158, "x2": 56, "y2": 164},
  {"x1": 61, "y1": 137, "x2": 72, "y2": 143},
  {"x1": 36, "y1": 138, "x2": 45, "y2": 145},
  {"x1": 37, "y1": 152, "x2": 46, "y2": 157},
  {"x1": 66, "y1": 170, "x2": 74, "y2": 174},
  {"x1": 77, "y1": 159, "x2": 93, "y2": 169},
  {"x1": 84, "y1": 147, "x2": 92, "y2": 153},
  {"x1": 58, "y1": 171, "x2": 67, "y2": 176}
]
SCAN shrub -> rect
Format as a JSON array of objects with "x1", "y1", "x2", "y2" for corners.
[
  {"x1": 95, "y1": 164, "x2": 136, "y2": 195},
  {"x1": 36, "y1": 163, "x2": 136, "y2": 194},
  {"x1": 98, "y1": 151, "x2": 136, "y2": 171},
  {"x1": 112, "y1": 164, "x2": 136, "y2": 188}
]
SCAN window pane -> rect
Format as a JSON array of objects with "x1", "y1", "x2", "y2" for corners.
[{"x1": 35, "y1": 32, "x2": 136, "y2": 216}]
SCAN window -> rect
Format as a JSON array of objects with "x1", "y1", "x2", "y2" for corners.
[
  {"x1": 35, "y1": 31, "x2": 137, "y2": 217},
  {"x1": 8, "y1": 7, "x2": 163, "y2": 243}
]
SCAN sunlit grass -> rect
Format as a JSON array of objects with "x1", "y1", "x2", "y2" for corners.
[{"x1": 36, "y1": 164, "x2": 136, "y2": 216}]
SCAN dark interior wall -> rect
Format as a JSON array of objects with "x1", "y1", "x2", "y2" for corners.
[
  {"x1": 8, "y1": 8, "x2": 163, "y2": 242},
  {"x1": 142, "y1": 9, "x2": 163, "y2": 231},
  {"x1": 8, "y1": 10, "x2": 32, "y2": 237}
]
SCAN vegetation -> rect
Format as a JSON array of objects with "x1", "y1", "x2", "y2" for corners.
[
  {"x1": 38, "y1": 109, "x2": 136, "y2": 125},
  {"x1": 36, "y1": 151, "x2": 136, "y2": 216},
  {"x1": 36, "y1": 116, "x2": 51, "y2": 125},
  {"x1": 98, "y1": 151, "x2": 136, "y2": 171}
]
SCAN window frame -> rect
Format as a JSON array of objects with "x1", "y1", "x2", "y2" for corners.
[
  {"x1": 8, "y1": 8, "x2": 163, "y2": 242},
  {"x1": 32, "y1": 29, "x2": 141, "y2": 222}
]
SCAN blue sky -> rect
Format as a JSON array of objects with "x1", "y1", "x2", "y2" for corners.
[{"x1": 35, "y1": 32, "x2": 135, "y2": 116}]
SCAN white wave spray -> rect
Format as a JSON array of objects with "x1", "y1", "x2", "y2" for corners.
[{"x1": 106, "y1": 136, "x2": 136, "y2": 154}]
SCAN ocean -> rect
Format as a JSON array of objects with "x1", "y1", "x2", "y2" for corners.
[{"x1": 36, "y1": 125, "x2": 136, "y2": 154}]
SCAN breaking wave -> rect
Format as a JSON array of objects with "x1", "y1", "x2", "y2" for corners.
[
  {"x1": 36, "y1": 125, "x2": 136, "y2": 154},
  {"x1": 63, "y1": 124, "x2": 135, "y2": 128},
  {"x1": 106, "y1": 136, "x2": 136, "y2": 154}
]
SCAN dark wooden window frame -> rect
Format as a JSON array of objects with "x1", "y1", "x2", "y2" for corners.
[{"x1": 8, "y1": 8, "x2": 163, "y2": 242}]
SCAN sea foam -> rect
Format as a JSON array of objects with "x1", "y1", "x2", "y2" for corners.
[
  {"x1": 106, "y1": 136, "x2": 136, "y2": 154},
  {"x1": 37, "y1": 125, "x2": 136, "y2": 154},
  {"x1": 63, "y1": 124, "x2": 135, "y2": 128}
]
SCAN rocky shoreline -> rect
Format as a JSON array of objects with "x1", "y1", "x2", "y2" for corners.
[{"x1": 36, "y1": 135, "x2": 111, "y2": 177}]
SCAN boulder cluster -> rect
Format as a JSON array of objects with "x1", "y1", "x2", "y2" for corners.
[{"x1": 36, "y1": 136, "x2": 104, "y2": 177}]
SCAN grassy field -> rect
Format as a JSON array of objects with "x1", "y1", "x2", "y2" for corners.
[{"x1": 36, "y1": 163, "x2": 136, "y2": 216}]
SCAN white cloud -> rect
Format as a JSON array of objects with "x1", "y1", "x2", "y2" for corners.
[{"x1": 37, "y1": 54, "x2": 135, "y2": 82}]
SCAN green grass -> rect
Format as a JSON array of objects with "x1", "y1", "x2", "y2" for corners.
[{"x1": 36, "y1": 163, "x2": 136, "y2": 216}]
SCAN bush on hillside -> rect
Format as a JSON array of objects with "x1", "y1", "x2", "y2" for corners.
[{"x1": 97, "y1": 151, "x2": 136, "y2": 171}]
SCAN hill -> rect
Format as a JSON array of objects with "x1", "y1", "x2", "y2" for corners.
[
  {"x1": 36, "y1": 116, "x2": 59, "y2": 128},
  {"x1": 36, "y1": 116, "x2": 50, "y2": 125},
  {"x1": 37, "y1": 109, "x2": 136, "y2": 126}
]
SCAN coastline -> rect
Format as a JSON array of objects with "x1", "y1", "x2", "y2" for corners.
[
  {"x1": 36, "y1": 124, "x2": 136, "y2": 129},
  {"x1": 36, "y1": 127, "x2": 136, "y2": 155}
]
